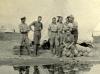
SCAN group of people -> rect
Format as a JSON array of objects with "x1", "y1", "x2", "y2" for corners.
[
  {"x1": 19, "y1": 16, "x2": 43, "y2": 56},
  {"x1": 14, "y1": 62, "x2": 84, "y2": 74},
  {"x1": 19, "y1": 15, "x2": 78, "y2": 57},
  {"x1": 48, "y1": 15, "x2": 78, "y2": 57}
]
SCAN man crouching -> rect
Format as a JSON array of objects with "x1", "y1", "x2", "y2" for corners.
[{"x1": 63, "y1": 30, "x2": 78, "y2": 57}]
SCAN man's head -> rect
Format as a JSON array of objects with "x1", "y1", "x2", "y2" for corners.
[
  {"x1": 67, "y1": 15, "x2": 74, "y2": 23},
  {"x1": 38, "y1": 16, "x2": 42, "y2": 22},
  {"x1": 57, "y1": 16, "x2": 63, "y2": 22},
  {"x1": 57, "y1": 16, "x2": 61, "y2": 22},
  {"x1": 52, "y1": 17, "x2": 56, "y2": 24},
  {"x1": 65, "y1": 17, "x2": 68, "y2": 23},
  {"x1": 59, "y1": 16, "x2": 63, "y2": 23},
  {"x1": 21, "y1": 17, "x2": 26, "y2": 23}
]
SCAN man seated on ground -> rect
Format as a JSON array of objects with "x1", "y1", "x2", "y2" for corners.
[{"x1": 63, "y1": 30, "x2": 78, "y2": 57}]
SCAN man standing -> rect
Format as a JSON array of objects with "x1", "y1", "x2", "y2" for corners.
[
  {"x1": 57, "y1": 16, "x2": 64, "y2": 57},
  {"x1": 63, "y1": 17, "x2": 72, "y2": 32},
  {"x1": 48, "y1": 17, "x2": 58, "y2": 55},
  {"x1": 29, "y1": 16, "x2": 43, "y2": 56},
  {"x1": 57, "y1": 16, "x2": 64, "y2": 45},
  {"x1": 67, "y1": 15, "x2": 78, "y2": 44},
  {"x1": 19, "y1": 17, "x2": 30, "y2": 55}
]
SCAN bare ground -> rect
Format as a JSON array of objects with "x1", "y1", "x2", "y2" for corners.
[{"x1": 0, "y1": 40, "x2": 100, "y2": 65}]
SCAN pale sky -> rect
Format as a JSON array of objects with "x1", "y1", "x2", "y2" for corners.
[{"x1": 0, "y1": 0, "x2": 100, "y2": 39}]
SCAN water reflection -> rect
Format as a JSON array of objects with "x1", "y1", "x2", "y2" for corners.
[
  {"x1": 13, "y1": 66, "x2": 30, "y2": 74},
  {"x1": 0, "y1": 62, "x2": 96, "y2": 74},
  {"x1": 42, "y1": 61, "x2": 93, "y2": 74}
]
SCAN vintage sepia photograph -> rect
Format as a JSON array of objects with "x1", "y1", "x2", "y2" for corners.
[
  {"x1": 0, "y1": 0, "x2": 100, "y2": 74},
  {"x1": 0, "y1": 63, "x2": 94, "y2": 74}
]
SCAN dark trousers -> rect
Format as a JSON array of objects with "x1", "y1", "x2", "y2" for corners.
[
  {"x1": 74, "y1": 34, "x2": 78, "y2": 44},
  {"x1": 57, "y1": 45, "x2": 63, "y2": 57},
  {"x1": 34, "y1": 31, "x2": 41, "y2": 56},
  {"x1": 71, "y1": 29, "x2": 78, "y2": 44},
  {"x1": 34, "y1": 44, "x2": 39, "y2": 56}
]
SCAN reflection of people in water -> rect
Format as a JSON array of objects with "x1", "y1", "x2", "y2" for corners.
[
  {"x1": 48, "y1": 65, "x2": 55, "y2": 74},
  {"x1": 12, "y1": 62, "x2": 93, "y2": 74},
  {"x1": 58, "y1": 66, "x2": 64, "y2": 74},
  {"x1": 13, "y1": 66, "x2": 30, "y2": 74},
  {"x1": 45, "y1": 62, "x2": 92, "y2": 74},
  {"x1": 33, "y1": 66, "x2": 40, "y2": 74},
  {"x1": 42, "y1": 64, "x2": 55, "y2": 74}
]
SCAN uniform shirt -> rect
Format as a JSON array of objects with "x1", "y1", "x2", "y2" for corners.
[
  {"x1": 57, "y1": 22, "x2": 64, "y2": 33},
  {"x1": 63, "y1": 22, "x2": 72, "y2": 32},
  {"x1": 72, "y1": 21, "x2": 78, "y2": 29},
  {"x1": 71, "y1": 22, "x2": 78, "y2": 34},
  {"x1": 48, "y1": 23, "x2": 58, "y2": 32},
  {"x1": 30, "y1": 21, "x2": 43, "y2": 31},
  {"x1": 64, "y1": 22, "x2": 78, "y2": 33},
  {"x1": 19, "y1": 23, "x2": 29, "y2": 33}
]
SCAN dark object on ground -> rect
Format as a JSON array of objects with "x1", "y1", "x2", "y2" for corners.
[
  {"x1": 79, "y1": 42, "x2": 93, "y2": 48},
  {"x1": 30, "y1": 41, "x2": 34, "y2": 47},
  {"x1": 41, "y1": 40, "x2": 50, "y2": 50}
]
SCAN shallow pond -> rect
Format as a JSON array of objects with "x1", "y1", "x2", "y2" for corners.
[{"x1": 0, "y1": 63, "x2": 100, "y2": 74}]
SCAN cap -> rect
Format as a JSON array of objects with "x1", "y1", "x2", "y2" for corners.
[
  {"x1": 67, "y1": 15, "x2": 74, "y2": 19},
  {"x1": 57, "y1": 16, "x2": 63, "y2": 18},
  {"x1": 52, "y1": 17, "x2": 56, "y2": 19},
  {"x1": 38, "y1": 16, "x2": 42, "y2": 18},
  {"x1": 21, "y1": 17, "x2": 26, "y2": 20}
]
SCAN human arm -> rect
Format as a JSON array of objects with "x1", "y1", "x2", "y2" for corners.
[
  {"x1": 29, "y1": 21, "x2": 35, "y2": 31},
  {"x1": 67, "y1": 42, "x2": 74, "y2": 48},
  {"x1": 48, "y1": 24, "x2": 51, "y2": 37},
  {"x1": 73, "y1": 21, "x2": 78, "y2": 29},
  {"x1": 41, "y1": 23, "x2": 43, "y2": 30},
  {"x1": 19, "y1": 25, "x2": 23, "y2": 33},
  {"x1": 27, "y1": 25, "x2": 30, "y2": 33},
  {"x1": 67, "y1": 35, "x2": 75, "y2": 48}
]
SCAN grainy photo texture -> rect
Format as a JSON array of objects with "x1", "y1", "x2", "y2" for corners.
[{"x1": 0, "y1": 0, "x2": 100, "y2": 74}]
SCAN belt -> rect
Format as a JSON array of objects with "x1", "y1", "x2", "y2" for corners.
[
  {"x1": 34, "y1": 30, "x2": 41, "y2": 31},
  {"x1": 59, "y1": 31, "x2": 63, "y2": 33},
  {"x1": 21, "y1": 32, "x2": 27, "y2": 34},
  {"x1": 51, "y1": 31, "x2": 58, "y2": 33}
]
